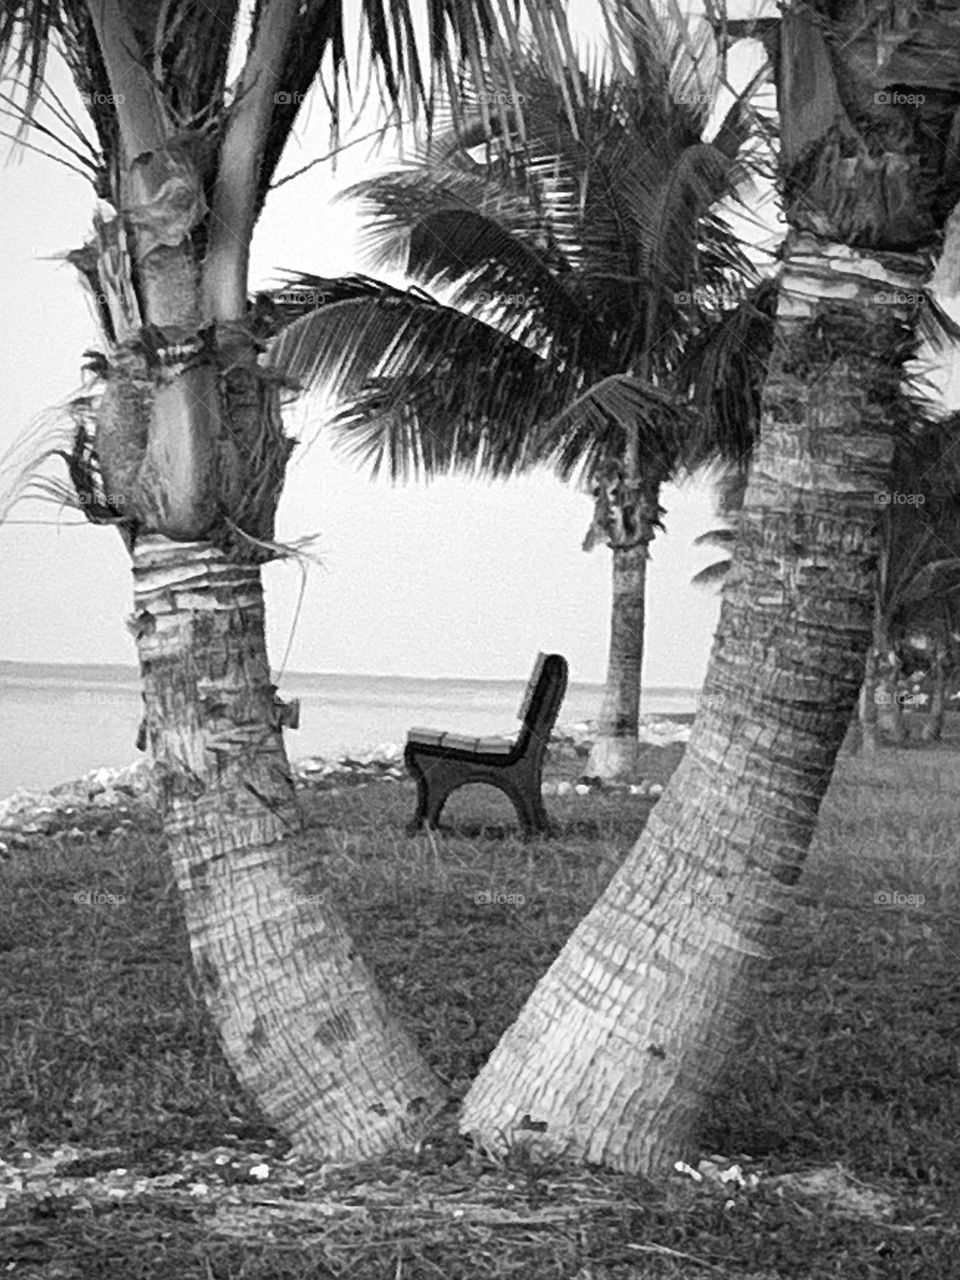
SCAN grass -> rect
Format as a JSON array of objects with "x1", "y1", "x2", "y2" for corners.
[{"x1": 1, "y1": 721, "x2": 959, "y2": 1278}]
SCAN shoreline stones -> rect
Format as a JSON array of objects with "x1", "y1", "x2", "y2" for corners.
[{"x1": 0, "y1": 717, "x2": 689, "y2": 841}]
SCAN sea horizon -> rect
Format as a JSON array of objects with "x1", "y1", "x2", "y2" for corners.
[
  {"x1": 0, "y1": 657, "x2": 698, "y2": 695},
  {"x1": 0, "y1": 659, "x2": 702, "y2": 797}
]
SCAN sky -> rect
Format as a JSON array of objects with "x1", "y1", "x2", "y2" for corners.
[
  {"x1": 0, "y1": 7, "x2": 741, "y2": 688},
  {"x1": 2, "y1": 4, "x2": 954, "y2": 689}
]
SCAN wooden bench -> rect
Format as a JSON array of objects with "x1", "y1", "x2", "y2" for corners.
[{"x1": 404, "y1": 653, "x2": 569, "y2": 836}]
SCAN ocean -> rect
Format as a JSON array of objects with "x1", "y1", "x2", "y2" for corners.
[{"x1": 0, "y1": 661, "x2": 701, "y2": 797}]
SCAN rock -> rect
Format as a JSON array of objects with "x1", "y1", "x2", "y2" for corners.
[
  {"x1": 649, "y1": 783, "x2": 664, "y2": 797},
  {"x1": 296, "y1": 758, "x2": 326, "y2": 775},
  {"x1": 574, "y1": 783, "x2": 590, "y2": 796}
]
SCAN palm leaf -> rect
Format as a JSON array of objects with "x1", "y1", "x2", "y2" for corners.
[
  {"x1": 693, "y1": 527, "x2": 736, "y2": 548},
  {"x1": 264, "y1": 274, "x2": 567, "y2": 481},
  {"x1": 676, "y1": 277, "x2": 778, "y2": 471},
  {"x1": 691, "y1": 557, "x2": 732, "y2": 588},
  {"x1": 340, "y1": 162, "x2": 596, "y2": 359},
  {"x1": 535, "y1": 375, "x2": 695, "y2": 487}
]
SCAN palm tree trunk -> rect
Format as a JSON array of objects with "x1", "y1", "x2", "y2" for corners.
[
  {"x1": 132, "y1": 536, "x2": 445, "y2": 1159},
  {"x1": 860, "y1": 646, "x2": 879, "y2": 755},
  {"x1": 888, "y1": 652, "x2": 906, "y2": 745},
  {"x1": 460, "y1": 235, "x2": 926, "y2": 1175},
  {"x1": 72, "y1": 8, "x2": 446, "y2": 1162},
  {"x1": 922, "y1": 640, "x2": 947, "y2": 742},
  {"x1": 860, "y1": 599, "x2": 883, "y2": 755},
  {"x1": 586, "y1": 540, "x2": 649, "y2": 780}
]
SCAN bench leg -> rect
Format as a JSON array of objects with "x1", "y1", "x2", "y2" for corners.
[
  {"x1": 405, "y1": 752, "x2": 557, "y2": 838},
  {"x1": 512, "y1": 785, "x2": 552, "y2": 837},
  {"x1": 406, "y1": 759, "x2": 451, "y2": 834},
  {"x1": 406, "y1": 767, "x2": 429, "y2": 835}
]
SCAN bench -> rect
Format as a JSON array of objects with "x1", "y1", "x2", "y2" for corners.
[{"x1": 404, "y1": 653, "x2": 569, "y2": 836}]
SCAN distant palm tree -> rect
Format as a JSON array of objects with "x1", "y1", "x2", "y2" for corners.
[
  {"x1": 269, "y1": 29, "x2": 775, "y2": 779},
  {"x1": 0, "y1": 0, "x2": 573, "y2": 1166}
]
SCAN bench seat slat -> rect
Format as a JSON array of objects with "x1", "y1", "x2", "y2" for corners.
[{"x1": 407, "y1": 727, "x2": 445, "y2": 747}]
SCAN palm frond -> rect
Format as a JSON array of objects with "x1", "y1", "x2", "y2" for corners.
[
  {"x1": 693, "y1": 526, "x2": 735, "y2": 548},
  {"x1": 264, "y1": 273, "x2": 567, "y2": 481},
  {"x1": 691, "y1": 556, "x2": 731, "y2": 588},
  {"x1": 675, "y1": 276, "x2": 778, "y2": 471},
  {"x1": 250, "y1": 0, "x2": 576, "y2": 215},
  {"x1": 341, "y1": 162, "x2": 606, "y2": 366},
  {"x1": 535, "y1": 375, "x2": 695, "y2": 487},
  {"x1": 273, "y1": 5, "x2": 766, "y2": 496}
]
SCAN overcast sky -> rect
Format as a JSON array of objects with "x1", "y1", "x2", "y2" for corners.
[{"x1": 2, "y1": 5, "x2": 955, "y2": 688}]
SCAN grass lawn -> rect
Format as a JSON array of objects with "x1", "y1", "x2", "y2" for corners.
[{"x1": 1, "y1": 721, "x2": 959, "y2": 1278}]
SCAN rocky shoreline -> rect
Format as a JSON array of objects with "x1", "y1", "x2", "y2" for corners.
[{"x1": 0, "y1": 717, "x2": 691, "y2": 848}]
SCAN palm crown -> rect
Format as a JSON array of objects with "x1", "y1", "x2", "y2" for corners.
[
  {"x1": 267, "y1": 8, "x2": 775, "y2": 515},
  {"x1": 264, "y1": 4, "x2": 778, "y2": 781}
]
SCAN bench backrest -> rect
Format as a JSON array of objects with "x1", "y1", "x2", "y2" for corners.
[{"x1": 516, "y1": 653, "x2": 568, "y2": 753}]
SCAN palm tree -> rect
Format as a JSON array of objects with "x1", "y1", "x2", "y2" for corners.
[
  {"x1": 268, "y1": 28, "x2": 774, "y2": 781},
  {"x1": 457, "y1": 2, "x2": 960, "y2": 1174},
  {"x1": 0, "y1": 0, "x2": 574, "y2": 1166}
]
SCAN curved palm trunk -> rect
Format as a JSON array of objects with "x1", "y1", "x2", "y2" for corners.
[
  {"x1": 65, "y1": 4, "x2": 447, "y2": 1164},
  {"x1": 133, "y1": 537, "x2": 445, "y2": 1157},
  {"x1": 461, "y1": 237, "x2": 925, "y2": 1174},
  {"x1": 586, "y1": 541, "x2": 649, "y2": 779}
]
